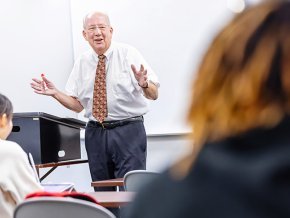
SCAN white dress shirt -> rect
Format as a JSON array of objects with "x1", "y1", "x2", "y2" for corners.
[{"x1": 65, "y1": 41, "x2": 159, "y2": 121}]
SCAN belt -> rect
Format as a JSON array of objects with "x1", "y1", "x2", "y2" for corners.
[{"x1": 87, "y1": 116, "x2": 143, "y2": 129}]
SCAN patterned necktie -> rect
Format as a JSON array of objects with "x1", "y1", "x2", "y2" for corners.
[{"x1": 92, "y1": 54, "x2": 107, "y2": 123}]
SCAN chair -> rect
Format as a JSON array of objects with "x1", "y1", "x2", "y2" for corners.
[
  {"x1": 123, "y1": 170, "x2": 159, "y2": 192},
  {"x1": 13, "y1": 197, "x2": 116, "y2": 218}
]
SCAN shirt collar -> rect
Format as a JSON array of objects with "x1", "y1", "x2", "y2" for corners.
[
  {"x1": 104, "y1": 41, "x2": 114, "y2": 59},
  {"x1": 92, "y1": 41, "x2": 115, "y2": 62}
]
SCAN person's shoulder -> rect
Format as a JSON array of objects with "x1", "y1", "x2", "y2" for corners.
[
  {"x1": 76, "y1": 49, "x2": 95, "y2": 62},
  {"x1": 112, "y1": 42, "x2": 143, "y2": 61},
  {"x1": 0, "y1": 139, "x2": 22, "y2": 150},
  {"x1": 0, "y1": 140, "x2": 26, "y2": 158}
]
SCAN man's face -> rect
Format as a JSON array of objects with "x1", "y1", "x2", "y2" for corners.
[{"x1": 83, "y1": 13, "x2": 113, "y2": 55}]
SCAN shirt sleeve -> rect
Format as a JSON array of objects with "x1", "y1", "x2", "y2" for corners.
[{"x1": 65, "y1": 58, "x2": 81, "y2": 98}]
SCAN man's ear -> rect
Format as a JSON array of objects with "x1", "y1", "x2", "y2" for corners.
[
  {"x1": 82, "y1": 30, "x2": 88, "y2": 41},
  {"x1": 0, "y1": 114, "x2": 8, "y2": 128}
]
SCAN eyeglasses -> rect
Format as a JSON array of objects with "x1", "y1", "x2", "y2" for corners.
[{"x1": 86, "y1": 25, "x2": 108, "y2": 33}]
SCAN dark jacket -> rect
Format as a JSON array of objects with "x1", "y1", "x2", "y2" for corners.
[{"x1": 126, "y1": 116, "x2": 290, "y2": 218}]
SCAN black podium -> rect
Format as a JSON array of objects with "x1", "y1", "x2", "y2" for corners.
[{"x1": 7, "y1": 112, "x2": 86, "y2": 164}]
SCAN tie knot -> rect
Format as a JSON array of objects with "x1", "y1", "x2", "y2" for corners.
[{"x1": 98, "y1": 54, "x2": 106, "y2": 61}]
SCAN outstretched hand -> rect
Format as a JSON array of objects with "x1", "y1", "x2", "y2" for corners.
[
  {"x1": 30, "y1": 75, "x2": 58, "y2": 96},
  {"x1": 131, "y1": 64, "x2": 148, "y2": 88}
]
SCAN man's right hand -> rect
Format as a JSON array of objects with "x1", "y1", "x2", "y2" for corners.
[
  {"x1": 30, "y1": 75, "x2": 84, "y2": 113},
  {"x1": 30, "y1": 75, "x2": 58, "y2": 96}
]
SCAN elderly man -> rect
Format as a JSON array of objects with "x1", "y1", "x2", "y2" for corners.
[{"x1": 31, "y1": 11, "x2": 159, "y2": 193}]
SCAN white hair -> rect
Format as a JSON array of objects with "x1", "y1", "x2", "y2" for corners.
[{"x1": 83, "y1": 11, "x2": 111, "y2": 29}]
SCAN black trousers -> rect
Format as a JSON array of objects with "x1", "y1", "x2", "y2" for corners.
[{"x1": 85, "y1": 119, "x2": 147, "y2": 191}]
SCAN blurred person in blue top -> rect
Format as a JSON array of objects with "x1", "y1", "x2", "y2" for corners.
[{"x1": 126, "y1": 0, "x2": 290, "y2": 217}]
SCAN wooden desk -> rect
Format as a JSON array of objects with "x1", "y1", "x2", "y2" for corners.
[
  {"x1": 89, "y1": 191, "x2": 135, "y2": 208},
  {"x1": 91, "y1": 178, "x2": 124, "y2": 188},
  {"x1": 36, "y1": 159, "x2": 88, "y2": 182}
]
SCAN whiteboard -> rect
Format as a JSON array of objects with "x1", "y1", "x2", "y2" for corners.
[
  {"x1": 0, "y1": 0, "x2": 75, "y2": 118},
  {"x1": 70, "y1": 0, "x2": 233, "y2": 134}
]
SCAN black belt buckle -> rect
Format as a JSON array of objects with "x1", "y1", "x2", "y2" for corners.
[
  {"x1": 100, "y1": 121, "x2": 118, "y2": 129},
  {"x1": 89, "y1": 116, "x2": 143, "y2": 129}
]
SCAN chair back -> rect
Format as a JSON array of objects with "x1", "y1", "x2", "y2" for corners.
[
  {"x1": 13, "y1": 197, "x2": 116, "y2": 218},
  {"x1": 124, "y1": 170, "x2": 159, "y2": 192}
]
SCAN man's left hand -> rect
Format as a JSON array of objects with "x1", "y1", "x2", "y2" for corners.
[{"x1": 131, "y1": 64, "x2": 148, "y2": 88}]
